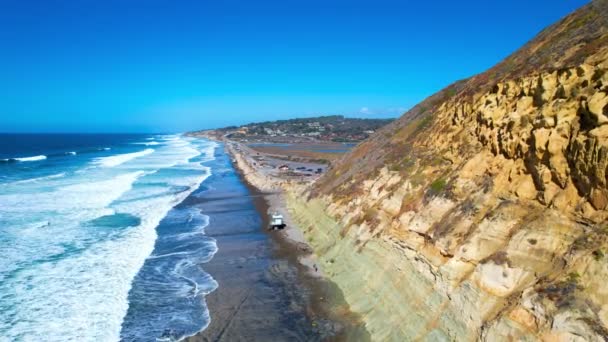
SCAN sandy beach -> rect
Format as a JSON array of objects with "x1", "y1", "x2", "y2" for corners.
[{"x1": 186, "y1": 139, "x2": 368, "y2": 341}]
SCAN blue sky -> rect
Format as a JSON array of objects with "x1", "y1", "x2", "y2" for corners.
[{"x1": 0, "y1": 0, "x2": 589, "y2": 133}]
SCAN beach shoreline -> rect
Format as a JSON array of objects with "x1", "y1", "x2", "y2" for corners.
[{"x1": 186, "y1": 136, "x2": 368, "y2": 341}]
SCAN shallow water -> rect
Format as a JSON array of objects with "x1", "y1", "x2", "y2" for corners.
[{"x1": 0, "y1": 133, "x2": 217, "y2": 341}]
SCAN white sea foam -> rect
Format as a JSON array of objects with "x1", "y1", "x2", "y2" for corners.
[
  {"x1": 7, "y1": 172, "x2": 66, "y2": 185},
  {"x1": 0, "y1": 171, "x2": 144, "y2": 215},
  {"x1": 201, "y1": 142, "x2": 218, "y2": 162},
  {"x1": 66, "y1": 151, "x2": 77, "y2": 155},
  {"x1": 0, "y1": 170, "x2": 148, "y2": 339},
  {"x1": 170, "y1": 208, "x2": 211, "y2": 242},
  {"x1": 3, "y1": 155, "x2": 48, "y2": 162},
  {"x1": 160, "y1": 135, "x2": 180, "y2": 142},
  {"x1": 93, "y1": 148, "x2": 154, "y2": 167},
  {"x1": 0, "y1": 137, "x2": 217, "y2": 341},
  {"x1": 135, "y1": 141, "x2": 160, "y2": 146}
]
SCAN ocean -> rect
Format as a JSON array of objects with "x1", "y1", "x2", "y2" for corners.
[{"x1": 0, "y1": 133, "x2": 219, "y2": 341}]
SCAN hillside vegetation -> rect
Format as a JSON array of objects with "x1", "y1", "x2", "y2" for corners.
[{"x1": 216, "y1": 115, "x2": 394, "y2": 142}]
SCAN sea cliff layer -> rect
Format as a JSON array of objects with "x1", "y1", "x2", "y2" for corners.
[{"x1": 289, "y1": 1, "x2": 608, "y2": 340}]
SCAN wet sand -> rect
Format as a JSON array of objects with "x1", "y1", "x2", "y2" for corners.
[{"x1": 186, "y1": 144, "x2": 368, "y2": 342}]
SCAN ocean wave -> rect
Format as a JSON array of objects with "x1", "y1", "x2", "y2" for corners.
[
  {"x1": 1, "y1": 171, "x2": 145, "y2": 214},
  {"x1": 134, "y1": 141, "x2": 161, "y2": 146},
  {"x1": 1, "y1": 155, "x2": 47, "y2": 162},
  {"x1": 120, "y1": 205, "x2": 218, "y2": 341},
  {"x1": 48, "y1": 151, "x2": 76, "y2": 158},
  {"x1": 0, "y1": 138, "x2": 219, "y2": 341},
  {"x1": 7, "y1": 172, "x2": 67, "y2": 185},
  {"x1": 174, "y1": 210, "x2": 210, "y2": 241},
  {"x1": 93, "y1": 148, "x2": 154, "y2": 167},
  {"x1": 25, "y1": 221, "x2": 51, "y2": 229},
  {"x1": 146, "y1": 250, "x2": 193, "y2": 260},
  {"x1": 160, "y1": 135, "x2": 180, "y2": 142},
  {"x1": 0, "y1": 171, "x2": 147, "y2": 340}
]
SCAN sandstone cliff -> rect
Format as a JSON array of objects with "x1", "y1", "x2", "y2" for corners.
[{"x1": 288, "y1": 1, "x2": 608, "y2": 340}]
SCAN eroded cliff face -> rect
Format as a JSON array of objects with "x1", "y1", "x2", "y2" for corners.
[{"x1": 289, "y1": 2, "x2": 608, "y2": 340}]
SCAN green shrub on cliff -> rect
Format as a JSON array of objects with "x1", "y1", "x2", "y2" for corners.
[
  {"x1": 428, "y1": 178, "x2": 447, "y2": 195},
  {"x1": 593, "y1": 249, "x2": 604, "y2": 261}
]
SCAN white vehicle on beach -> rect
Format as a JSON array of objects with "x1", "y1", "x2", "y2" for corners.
[{"x1": 270, "y1": 212, "x2": 285, "y2": 230}]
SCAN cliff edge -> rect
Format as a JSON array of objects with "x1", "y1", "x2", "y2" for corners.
[{"x1": 289, "y1": 1, "x2": 608, "y2": 340}]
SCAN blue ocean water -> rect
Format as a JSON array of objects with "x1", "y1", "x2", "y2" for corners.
[{"x1": 0, "y1": 134, "x2": 218, "y2": 341}]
